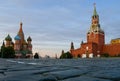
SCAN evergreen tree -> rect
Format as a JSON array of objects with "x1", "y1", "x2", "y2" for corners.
[
  {"x1": 1, "y1": 46, "x2": 15, "y2": 58},
  {"x1": 60, "y1": 52, "x2": 73, "y2": 59},
  {"x1": 34, "y1": 53, "x2": 39, "y2": 59},
  {"x1": 0, "y1": 51, "x2": 1, "y2": 57}
]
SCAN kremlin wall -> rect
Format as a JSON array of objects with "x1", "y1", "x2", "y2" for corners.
[{"x1": 70, "y1": 5, "x2": 120, "y2": 58}]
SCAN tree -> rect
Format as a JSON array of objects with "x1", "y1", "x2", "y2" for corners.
[
  {"x1": 34, "y1": 53, "x2": 39, "y2": 59},
  {"x1": 60, "y1": 52, "x2": 73, "y2": 59},
  {"x1": 0, "y1": 51, "x2": 1, "y2": 58},
  {"x1": 1, "y1": 46, "x2": 15, "y2": 58}
]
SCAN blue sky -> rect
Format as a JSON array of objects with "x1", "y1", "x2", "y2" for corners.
[{"x1": 0, "y1": 0, "x2": 120, "y2": 57}]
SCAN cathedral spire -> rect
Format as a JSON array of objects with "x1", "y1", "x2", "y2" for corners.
[
  {"x1": 93, "y1": 3, "x2": 97, "y2": 16},
  {"x1": 19, "y1": 22, "x2": 23, "y2": 33},
  {"x1": 18, "y1": 22, "x2": 25, "y2": 44}
]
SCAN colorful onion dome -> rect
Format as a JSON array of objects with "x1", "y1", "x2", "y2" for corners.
[
  {"x1": 27, "y1": 36, "x2": 32, "y2": 41},
  {"x1": 14, "y1": 35, "x2": 21, "y2": 40},
  {"x1": 5, "y1": 34, "x2": 12, "y2": 41}
]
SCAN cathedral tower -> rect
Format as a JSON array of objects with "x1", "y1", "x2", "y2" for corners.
[
  {"x1": 14, "y1": 35, "x2": 21, "y2": 51},
  {"x1": 87, "y1": 4, "x2": 105, "y2": 53},
  {"x1": 18, "y1": 22, "x2": 25, "y2": 45}
]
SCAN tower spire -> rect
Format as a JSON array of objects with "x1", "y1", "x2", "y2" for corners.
[
  {"x1": 61, "y1": 50, "x2": 64, "y2": 55},
  {"x1": 70, "y1": 42, "x2": 74, "y2": 50},
  {"x1": 93, "y1": 3, "x2": 97, "y2": 16}
]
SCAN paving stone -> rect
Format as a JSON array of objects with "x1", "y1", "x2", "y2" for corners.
[
  {"x1": 0, "y1": 58, "x2": 120, "y2": 81},
  {"x1": 0, "y1": 75, "x2": 44, "y2": 81},
  {"x1": 38, "y1": 75, "x2": 57, "y2": 81},
  {"x1": 62, "y1": 76, "x2": 112, "y2": 81},
  {"x1": 45, "y1": 69, "x2": 89, "y2": 80},
  {"x1": 87, "y1": 69, "x2": 120, "y2": 81}
]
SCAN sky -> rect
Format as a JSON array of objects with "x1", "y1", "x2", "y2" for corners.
[{"x1": 0, "y1": 0, "x2": 120, "y2": 57}]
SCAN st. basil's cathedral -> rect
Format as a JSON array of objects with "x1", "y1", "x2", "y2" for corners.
[{"x1": 3, "y1": 22, "x2": 33, "y2": 58}]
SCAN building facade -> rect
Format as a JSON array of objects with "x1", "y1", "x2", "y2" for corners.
[
  {"x1": 70, "y1": 5, "x2": 120, "y2": 58},
  {"x1": 4, "y1": 22, "x2": 33, "y2": 58}
]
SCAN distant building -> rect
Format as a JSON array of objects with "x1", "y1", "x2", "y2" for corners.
[
  {"x1": 111, "y1": 38, "x2": 120, "y2": 44},
  {"x1": 70, "y1": 4, "x2": 120, "y2": 58},
  {"x1": 4, "y1": 22, "x2": 33, "y2": 58}
]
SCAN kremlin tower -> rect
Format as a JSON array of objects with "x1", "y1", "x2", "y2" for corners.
[
  {"x1": 87, "y1": 4, "x2": 104, "y2": 55},
  {"x1": 4, "y1": 22, "x2": 33, "y2": 58},
  {"x1": 70, "y1": 4, "x2": 120, "y2": 58}
]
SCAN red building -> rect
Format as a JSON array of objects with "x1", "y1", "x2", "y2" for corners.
[{"x1": 70, "y1": 5, "x2": 120, "y2": 58}]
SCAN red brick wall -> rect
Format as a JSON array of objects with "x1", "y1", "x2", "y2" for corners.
[
  {"x1": 71, "y1": 48, "x2": 84, "y2": 57},
  {"x1": 71, "y1": 42, "x2": 98, "y2": 57},
  {"x1": 103, "y1": 44, "x2": 120, "y2": 56}
]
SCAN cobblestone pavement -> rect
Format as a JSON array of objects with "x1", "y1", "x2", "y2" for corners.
[{"x1": 0, "y1": 58, "x2": 120, "y2": 81}]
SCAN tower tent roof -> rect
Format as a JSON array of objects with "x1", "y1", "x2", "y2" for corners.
[
  {"x1": 87, "y1": 4, "x2": 104, "y2": 34},
  {"x1": 93, "y1": 3, "x2": 98, "y2": 16}
]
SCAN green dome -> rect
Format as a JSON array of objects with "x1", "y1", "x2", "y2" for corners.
[
  {"x1": 5, "y1": 34, "x2": 12, "y2": 41},
  {"x1": 27, "y1": 36, "x2": 32, "y2": 41}
]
